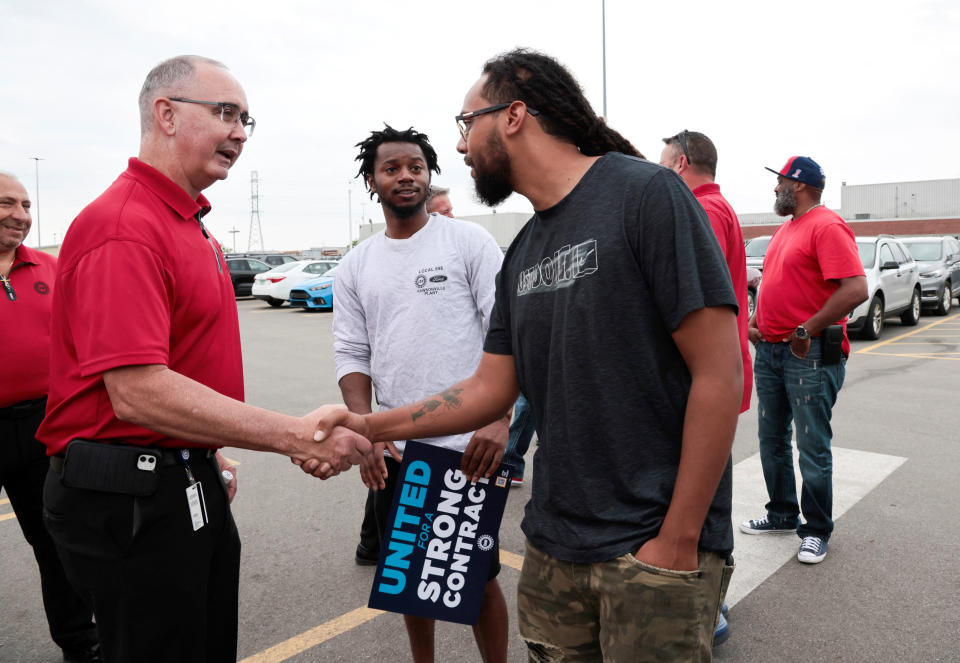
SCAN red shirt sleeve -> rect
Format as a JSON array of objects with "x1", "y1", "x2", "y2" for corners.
[
  {"x1": 814, "y1": 222, "x2": 864, "y2": 282},
  {"x1": 68, "y1": 240, "x2": 173, "y2": 376}
]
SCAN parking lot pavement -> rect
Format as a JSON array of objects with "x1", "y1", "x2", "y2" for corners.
[{"x1": 2, "y1": 301, "x2": 958, "y2": 663}]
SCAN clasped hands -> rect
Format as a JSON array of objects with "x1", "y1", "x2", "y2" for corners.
[
  {"x1": 290, "y1": 405, "x2": 372, "y2": 480},
  {"x1": 293, "y1": 406, "x2": 511, "y2": 485}
]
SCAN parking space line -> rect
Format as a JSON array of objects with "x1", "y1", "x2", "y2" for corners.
[
  {"x1": 238, "y1": 607, "x2": 384, "y2": 663},
  {"x1": 854, "y1": 351, "x2": 960, "y2": 361},
  {"x1": 857, "y1": 313, "x2": 960, "y2": 354},
  {"x1": 499, "y1": 548, "x2": 524, "y2": 571},
  {"x1": 1, "y1": 513, "x2": 16, "y2": 523},
  {"x1": 239, "y1": 548, "x2": 524, "y2": 662}
]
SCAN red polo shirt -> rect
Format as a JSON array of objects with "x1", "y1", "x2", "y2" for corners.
[
  {"x1": 0, "y1": 244, "x2": 57, "y2": 407},
  {"x1": 756, "y1": 205, "x2": 863, "y2": 356},
  {"x1": 37, "y1": 158, "x2": 244, "y2": 455},
  {"x1": 693, "y1": 183, "x2": 752, "y2": 413}
]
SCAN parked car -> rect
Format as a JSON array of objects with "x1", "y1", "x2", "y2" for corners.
[
  {"x1": 251, "y1": 260, "x2": 339, "y2": 307},
  {"x1": 288, "y1": 266, "x2": 338, "y2": 310},
  {"x1": 848, "y1": 235, "x2": 921, "y2": 340},
  {"x1": 226, "y1": 252, "x2": 299, "y2": 267},
  {"x1": 746, "y1": 266, "x2": 761, "y2": 318},
  {"x1": 225, "y1": 257, "x2": 271, "y2": 297},
  {"x1": 898, "y1": 236, "x2": 960, "y2": 315},
  {"x1": 745, "y1": 235, "x2": 772, "y2": 272}
]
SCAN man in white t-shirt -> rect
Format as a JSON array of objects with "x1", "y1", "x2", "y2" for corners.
[{"x1": 335, "y1": 125, "x2": 508, "y2": 663}]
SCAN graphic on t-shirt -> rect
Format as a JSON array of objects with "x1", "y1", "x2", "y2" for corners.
[
  {"x1": 415, "y1": 265, "x2": 447, "y2": 296},
  {"x1": 517, "y1": 239, "x2": 598, "y2": 296}
]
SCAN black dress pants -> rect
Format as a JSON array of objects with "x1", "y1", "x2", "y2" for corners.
[
  {"x1": 0, "y1": 402, "x2": 98, "y2": 653},
  {"x1": 43, "y1": 448, "x2": 241, "y2": 663}
]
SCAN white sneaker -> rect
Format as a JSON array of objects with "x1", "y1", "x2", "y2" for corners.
[{"x1": 797, "y1": 536, "x2": 828, "y2": 564}]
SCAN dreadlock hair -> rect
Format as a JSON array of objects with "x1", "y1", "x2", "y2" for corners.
[
  {"x1": 355, "y1": 124, "x2": 441, "y2": 199},
  {"x1": 481, "y1": 48, "x2": 643, "y2": 159}
]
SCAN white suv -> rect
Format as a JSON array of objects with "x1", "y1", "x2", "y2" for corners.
[{"x1": 848, "y1": 235, "x2": 921, "y2": 340}]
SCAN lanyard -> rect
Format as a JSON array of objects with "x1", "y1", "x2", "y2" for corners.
[
  {"x1": 178, "y1": 449, "x2": 197, "y2": 485},
  {"x1": 195, "y1": 212, "x2": 223, "y2": 274}
]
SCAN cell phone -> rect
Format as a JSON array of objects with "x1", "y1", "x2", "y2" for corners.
[
  {"x1": 61, "y1": 440, "x2": 161, "y2": 497},
  {"x1": 821, "y1": 325, "x2": 844, "y2": 365}
]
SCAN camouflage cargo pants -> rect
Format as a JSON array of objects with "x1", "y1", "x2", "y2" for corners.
[{"x1": 517, "y1": 540, "x2": 733, "y2": 662}]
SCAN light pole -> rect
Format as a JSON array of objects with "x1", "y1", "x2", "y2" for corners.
[
  {"x1": 346, "y1": 183, "x2": 354, "y2": 252},
  {"x1": 30, "y1": 157, "x2": 44, "y2": 247},
  {"x1": 229, "y1": 227, "x2": 239, "y2": 252},
  {"x1": 602, "y1": 0, "x2": 607, "y2": 121}
]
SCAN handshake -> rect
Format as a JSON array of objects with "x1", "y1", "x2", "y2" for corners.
[{"x1": 289, "y1": 405, "x2": 373, "y2": 480}]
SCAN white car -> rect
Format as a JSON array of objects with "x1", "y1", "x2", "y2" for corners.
[
  {"x1": 847, "y1": 236, "x2": 921, "y2": 340},
  {"x1": 251, "y1": 260, "x2": 339, "y2": 307}
]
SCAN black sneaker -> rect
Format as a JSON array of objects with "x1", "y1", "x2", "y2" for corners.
[
  {"x1": 355, "y1": 543, "x2": 379, "y2": 566},
  {"x1": 63, "y1": 643, "x2": 103, "y2": 663},
  {"x1": 797, "y1": 536, "x2": 828, "y2": 564},
  {"x1": 739, "y1": 517, "x2": 797, "y2": 535}
]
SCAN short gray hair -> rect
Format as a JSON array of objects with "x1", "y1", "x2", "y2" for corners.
[
  {"x1": 138, "y1": 55, "x2": 228, "y2": 136},
  {"x1": 426, "y1": 185, "x2": 449, "y2": 203}
]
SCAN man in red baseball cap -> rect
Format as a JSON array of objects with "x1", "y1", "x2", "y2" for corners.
[{"x1": 741, "y1": 156, "x2": 866, "y2": 565}]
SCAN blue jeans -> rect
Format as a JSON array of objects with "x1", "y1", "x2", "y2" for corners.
[
  {"x1": 504, "y1": 394, "x2": 535, "y2": 479},
  {"x1": 755, "y1": 340, "x2": 845, "y2": 540}
]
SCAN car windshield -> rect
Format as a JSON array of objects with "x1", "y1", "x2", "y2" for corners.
[
  {"x1": 324, "y1": 266, "x2": 338, "y2": 277},
  {"x1": 269, "y1": 263, "x2": 300, "y2": 273},
  {"x1": 901, "y1": 241, "x2": 942, "y2": 261},
  {"x1": 857, "y1": 241, "x2": 876, "y2": 268},
  {"x1": 745, "y1": 238, "x2": 770, "y2": 258}
]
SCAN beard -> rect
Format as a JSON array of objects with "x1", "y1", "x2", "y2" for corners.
[
  {"x1": 774, "y1": 184, "x2": 797, "y2": 216},
  {"x1": 472, "y1": 130, "x2": 515, "y2": 207},
  {"x1": 383, "y1": 196, "x2": 424, "y2": 219}
]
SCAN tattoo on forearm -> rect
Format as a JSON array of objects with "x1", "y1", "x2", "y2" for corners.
[{"x1": 410, "y1": 388, "x2": 463, "y2": 423}]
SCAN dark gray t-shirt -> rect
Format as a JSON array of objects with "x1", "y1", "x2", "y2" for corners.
[{"x1": 484, "y1": 153, "x2": 737, "y2": 563}]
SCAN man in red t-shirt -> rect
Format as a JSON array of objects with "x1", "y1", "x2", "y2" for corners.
[
  {"x1": 660, "y1": 129, "x2": 748, "y2": 647},
  {"x1": 740, "y1": 156, "x2": 866, "y2": 566},
  {"x1": 37, "y1": 56, "x2": 370, "y2": 662},
  {"x1": 0, "y1": 172, "x2": 101, "y2": 662},
  {"x1": 661, "y1": 130, "x2": 752, "y2": 414}
]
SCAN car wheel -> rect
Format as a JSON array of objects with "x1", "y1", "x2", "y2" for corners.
[
  {"x1": 935, "y1": 282, "x2": 952, "y2": 315},
  {"x1": 267, "y1": 297, "x2": 284, "y2": 308},
  {"x1": 900, "y1": 288, "x2": 921, "y2": 326},
  {"x1": 862, "y1": 295, "x2": 884, "y2": 340},
  {"x1": 747, "y1": 288, "x2": 757, "y2": 318}
]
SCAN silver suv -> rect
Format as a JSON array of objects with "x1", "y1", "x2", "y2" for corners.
[
  {"x1": 848, "y1": 235, "x2": 921, "y2": 340},
  {"x1": 898, "y1": 236, "x2": 960, "y2": 316}
]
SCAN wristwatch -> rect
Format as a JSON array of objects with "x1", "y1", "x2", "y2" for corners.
[{"x1": 795, "y1": 325, "x2": 810, "y2": 340}]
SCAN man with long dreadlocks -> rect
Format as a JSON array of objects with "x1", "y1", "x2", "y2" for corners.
[
  {"x1": 333, "y1": 125, "x2": 508, "y2": 662},
  {"x1": 308, "y1": 50, "x2": 743, "y2": 662}
]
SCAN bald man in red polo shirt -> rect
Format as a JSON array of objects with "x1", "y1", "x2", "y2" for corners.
[
  {"x1": 0, "y1": 172, "x2": 101, "y2": 662},
  {"x1": 37, "y1": 55, "x2": 370, "y2": 663}
]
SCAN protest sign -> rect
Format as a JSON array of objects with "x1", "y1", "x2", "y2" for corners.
[{"x1": 368, "y1": 441, "x2": 513, "y2": 625}]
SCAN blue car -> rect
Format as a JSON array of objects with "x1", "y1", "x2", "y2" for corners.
[{"x1": 288, "y1": 266, "x2": 337, "y2": 310}]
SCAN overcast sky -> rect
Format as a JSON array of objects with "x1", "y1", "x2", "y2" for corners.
[{"x1": 2, "y1": 0, "x2": 957, "y2": 251}]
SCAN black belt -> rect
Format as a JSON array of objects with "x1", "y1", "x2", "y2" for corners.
[
  {"x1": 0, "y1": 397, "x2": 47, "y2": 420},
  {"x1": 49, "y1": 445, "x2": 216, "y2": 475}
]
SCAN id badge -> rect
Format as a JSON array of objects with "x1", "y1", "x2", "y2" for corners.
[{"x1": 185, "y1": 481, "x2": 209, "y2": 531}]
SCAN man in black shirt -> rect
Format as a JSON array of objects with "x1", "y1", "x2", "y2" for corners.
[{"x1": 309, "y1": 49, "x2": 742, "y2": 662}]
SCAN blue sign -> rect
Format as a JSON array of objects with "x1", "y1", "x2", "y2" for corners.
[{"x1": 368, "y1": 441, "x2": 514, "y2": 625}]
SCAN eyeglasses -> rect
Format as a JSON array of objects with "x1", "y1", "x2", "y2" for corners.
[
  {"x1": 674, "y1": 129, "x2": 691, "y2": 164},
  {"x1": 455, "y1": 102, "x2": 540, "y2": 141},
  {"x1": 168, "y1": 97, "x2": 256, "y2": 136}
]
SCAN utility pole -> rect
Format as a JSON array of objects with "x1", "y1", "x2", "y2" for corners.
[
  {"x1": 229, "y1": 227, "x2": 239, "y2": 252},
  {"x1": 602, "y1": 0, "x2": 607, "y2": 121},
  {"x1": 248, "y1": 171, "x2": 264, "y2": 251},
  {"x1": 29, "y1": 157, "x2": 44, "y2": 247},
  {"x1": 345, "y1": 183, "x2": 353, "y2": 253}
]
